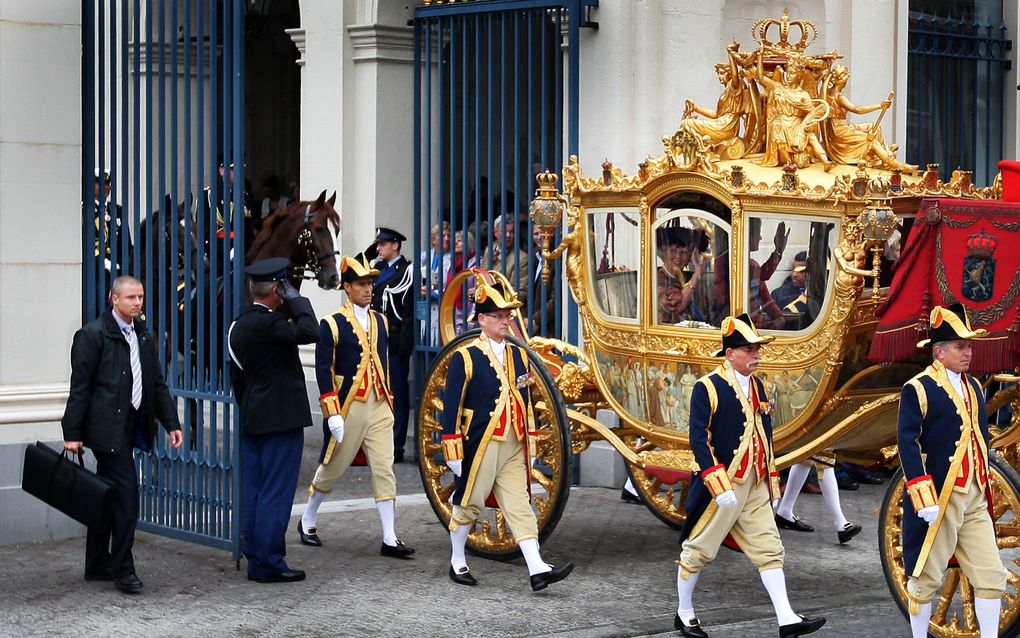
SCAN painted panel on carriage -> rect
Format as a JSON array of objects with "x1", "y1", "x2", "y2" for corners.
[{"x1": 587, "y1": 208, "x2": 641, "y2": 322}]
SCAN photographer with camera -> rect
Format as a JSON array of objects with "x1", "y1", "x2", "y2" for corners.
[{"x1": 228, "y1": 257, "x2": 318, "y2": 584}]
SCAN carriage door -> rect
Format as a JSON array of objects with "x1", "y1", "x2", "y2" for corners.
[
  {"x1": 83, "y1": 1, "x2": 247, "y2": 557},
  {"x1": 412, "y1": 0, "x2": 597, "y2": 393}
]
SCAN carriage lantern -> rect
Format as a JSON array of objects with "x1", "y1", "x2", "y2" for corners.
[
  {"x1": 858, "y1": 200, "x2": 898, "y2": 296},
  {"x1": 529, "y1": 170, "x2": 568, "y2": 284}
]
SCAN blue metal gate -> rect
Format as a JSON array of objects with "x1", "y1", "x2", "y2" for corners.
[
  {"x1": 82, "y1": 0, "x2": 246, "y2": 556},
  {"x1": 906, "y1": 5, "x2": 1012, "y2": 186},
  {"x1": 412, "y1": 0, "x2": 597, "y2": 395}
]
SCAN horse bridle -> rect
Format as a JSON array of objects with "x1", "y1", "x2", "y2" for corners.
[{"x1": 292, "y1": 204, "x2": 340, "y2": 280}]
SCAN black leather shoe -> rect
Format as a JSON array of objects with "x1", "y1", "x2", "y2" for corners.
[
  {"x1": 674, "y1": 614, "x2": 709, "y2": 638},
  {"x1": 113, "y1": 574, "x2": 144, "y2": 593},
  {"x1": 836, "y1": 476, "x2": 860, "y2": 491},
  {"x1": 449, "y1": 565, "x2": 477, "y2": 586},
  {"x1": 249, "y1": 569, "x2": 306, "y2": 584},
  {"x1": 837, "y1": 521, "x2": 863, "y2": 544},
  {"x1": 380, "y1": 540, "x2": 415, "y2": 558},
  {"x1": 775, "y1": 514, "x2": 814, "y2": 533},
  {"x1": 779, "y1": 615, "x2": 826, "y2": 637},
  {"x1": 84, "y1": 567, "x2": 114, "y2": 581},
  {"x1": 530, "y1": 562, "x2": 574, "y2": 591},
  {"x1": 858, "y1": 474, "x2": 884, "y2": 485},
  {"x1": 298, "y1": 521, "x2": 322, "y2": 547},
  {"x1": 621, "y1": 488, "x2": 642, "y2": 504},
  {"x1": 393, "y1": 453, "x2": 405, "y2": 464}
]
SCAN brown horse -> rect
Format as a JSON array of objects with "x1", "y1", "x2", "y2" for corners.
[{"x1": 246, "y1": 189, "x2": 341, "y2": 291}]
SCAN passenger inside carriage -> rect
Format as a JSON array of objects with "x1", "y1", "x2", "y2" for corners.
[{"x1": 655, "y1": 226, "x2": 706, "y2": 325}]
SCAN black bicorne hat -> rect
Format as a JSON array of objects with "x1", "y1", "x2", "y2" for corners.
[
  {"x1": 917, "y1": 303, "x2": 987, "y2": 348},
  {"x1": 714, "y1": 313, "x2": 775, "y2": 357},
  {"x1": 340, "y1": 252, "x2": 380, "y2": 285},
  {"x1": 470, "y1": 276, "x2": 523, "y2": 321}
]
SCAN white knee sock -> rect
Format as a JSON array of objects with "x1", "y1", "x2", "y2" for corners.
[
  {"x1": 518, "y1": 538, "x2": 551, "y2": 576},
  {"x1": 759, "y1": 568, "x2": 801, "y2": 626},
  {"x1": 449, "y1": 524, "x2": 470, "y2": 570},
  {"x1": 975, "y1": 597, "x2": 1001, "y2": 638},
  {"x1": 909, "y1": 602, "x2": 931, "y2": 638},
  {"x1": 376, "y1": 499, "x2": 397, "y2": 546},
  {"x1": 302, "y1": 490, "x2": 325, "y2": 530},
  {"x1": 676, "y1": 567, "x2": 700, "y2": 622},
  {"x1": 819, "y1": 467, "x2": 849, "y2": 530},
  {"x1": 777, "y1": 463, "x2": 810, "y2": 520}
]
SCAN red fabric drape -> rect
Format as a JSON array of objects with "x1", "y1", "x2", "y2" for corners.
[{"x1": 869, "y1": 198, "x2": 1020, "y2": 373}]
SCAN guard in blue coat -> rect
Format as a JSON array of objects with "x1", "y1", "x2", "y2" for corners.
[
  {"x1": 441, "y1": 275, "x2": 573, "y2": 591},
  {"x1": 898, "y1": 303, "x2": 1006, "y2": 638},
  {"x1": 675, "y1": 314, "x2": 825, "y2": 638},
  {"x1": 298, "y1": 253, "x2": 415, "y2": 559},
  {"x1": 228, "y1": 258, "x2": 318, "y2": 584}
]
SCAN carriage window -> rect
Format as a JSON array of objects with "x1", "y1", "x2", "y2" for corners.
[
  {"x1": 746, "y1": 215, "x2": 837, "y2": 332},
  {"x1": 652, "y1": 211, "x2": 730, "y2": 328},
  {"x1": 587, "y1": 208, "x2": 640, "y2": 321}
]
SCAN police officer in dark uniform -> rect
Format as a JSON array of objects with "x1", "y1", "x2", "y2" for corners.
[
  {"x1": 228, "y1": 257, "x2": 318, "y2": 583},
  {"x1": 367, "y1": 227, "x2": 415, "y2": 462}
]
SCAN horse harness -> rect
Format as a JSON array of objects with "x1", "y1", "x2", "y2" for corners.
[{"x1": 292, "y1": 204, "x2": 340, "y2": 281}]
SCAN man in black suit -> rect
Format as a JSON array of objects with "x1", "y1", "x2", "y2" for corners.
[
  {"x1": 62, "y1": 276, "x2": 183, "y2": 594},
  {"x1": 368, "y1": 227, "x2": 415, "y2": 462},
  {"x1": 228, "y1": 258, "x2": 318, "y2": 584}
]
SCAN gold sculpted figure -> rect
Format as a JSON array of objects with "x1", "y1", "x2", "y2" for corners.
[
  {"x1": 681, "y1": 43, "x2": 755, "y2": 160},
  {"x1": 822, "y1": 66, "x2": 917, "y2": 174}
]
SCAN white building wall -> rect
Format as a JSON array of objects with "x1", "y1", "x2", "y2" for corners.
[{"x1": 0, "y1": 1, "x2": 86, "y2": 542}]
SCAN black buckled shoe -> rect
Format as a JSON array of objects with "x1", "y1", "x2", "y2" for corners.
[
  {"x1": 837, "y1": 521, "x2": 862, "y2": 544},
  {"x1": 674, "y1": 614, "x2": 709, "y2": 638},
  {"x1": 380, "y1": 540, "x2": 415, "y2": 558},
  {"x1": 249, "y1": 569, "x2": 306, "y2": 584},
  {"x1": 298, "y1": 521, "x2": 322, "y2": 547},
  {"x1": 779, "y1": 615, "x2": 826, "y2": 637},
  {"x1": 449, "y1": 565, "x2": 477, "y2": 586},
  {"x1": 530, "y1": 562, "x2": 574, "y2": 591},
  {"x1": 113, "y1": 573, "x2": 144, "y2": 594},
  {"x1": 775, "y1": 514, "x2": 814, "y2": 533}
]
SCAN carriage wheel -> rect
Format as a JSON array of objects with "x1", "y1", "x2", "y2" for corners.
[
  {"x1": 621, "y1": 435, "x2": 688, "y2": 530},
  {"x1": 417, "y1": 329, "x2": 572, "y2": 559},
  {"x1": 879, "y1": 453, "x2": 1020, "y2": 638}
]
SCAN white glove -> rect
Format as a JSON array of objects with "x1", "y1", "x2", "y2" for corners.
[
  {"x1": 917, "y1": 504, "x2": 940, "y2": 526},
  {"x1": 446, "y1": 459, "x2": 463, "y2": 477},
  {"x1": 327, "y1": 415, "x2": 345, "y2": 442},
  {"x1": 715, "y1": 490, "x2": 738, "y2": 508}
]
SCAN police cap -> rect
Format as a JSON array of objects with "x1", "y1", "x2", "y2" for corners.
[
  {"x1": 375, "y1": 227, "x2": 407, "y2": 243},
  {"x1": 244, "y1": 257, "x2": 290, "y2": 282}
]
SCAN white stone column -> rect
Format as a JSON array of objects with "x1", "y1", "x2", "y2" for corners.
[{"x1": 0, "y1": 1, "x2": 84, "y2": 543}]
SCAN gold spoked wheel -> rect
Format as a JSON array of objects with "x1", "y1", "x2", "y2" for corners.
[
  {"x1": 879, "y1": 453, "x2": 1020, "y2": 638},
  {"x1": 621, "y1": 435, "x2": 689, "y2": 530},
  {"x1": 417, "y1": 330, "x2": 571, "y2": 559}
]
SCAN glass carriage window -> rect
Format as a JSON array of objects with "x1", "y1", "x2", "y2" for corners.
[
  {"x1": 587, "y1": 208, "x2": 641, "y2": 321},
  {"x1": 745, "y1": 214, "x2": 838, "y2": 332},
  {"x1": 651, "y1": 210, "x2": 731, "y2": 328}
]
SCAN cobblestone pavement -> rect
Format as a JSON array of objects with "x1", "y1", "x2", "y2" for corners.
[{"x1": 2, "y1": 453, "x2": 909, "y2": 638}]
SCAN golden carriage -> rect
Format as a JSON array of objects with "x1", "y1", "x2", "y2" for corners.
[{"x1": 416, "y1": 11, "x2": 1020, "y2": 638}]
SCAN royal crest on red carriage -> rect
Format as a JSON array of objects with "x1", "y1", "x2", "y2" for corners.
[{"x1": 962, "y1": 228, "x2": 996, "y2": 302}]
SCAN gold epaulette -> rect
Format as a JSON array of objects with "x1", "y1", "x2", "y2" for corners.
[
  {"x1": 319, "y1": 392, "x2": 341, "y2": 418},
  {"x1": 442, "y1": 434, "x2": 464, "y2": 461},
  {"x1": 904, "y1": 377, "x2": 929, "y2": 419},
  {"x1": 906, "y1": 474, "x2": 938, "y2": 511},
  {"x1": 701, "y1": 463, "x2": 733, "y2": 498},
  {"x1": 697, "y1": 376, "x2": 718, "y2": 414}
]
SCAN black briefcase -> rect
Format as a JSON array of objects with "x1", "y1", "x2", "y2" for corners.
[{"x1": 21, "y1": 442, "x2": 114, "y2": 529}]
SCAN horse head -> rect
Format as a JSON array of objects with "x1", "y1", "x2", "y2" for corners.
[{"x1": 246, "y1": 189, "x2": 341, "y2": 290}]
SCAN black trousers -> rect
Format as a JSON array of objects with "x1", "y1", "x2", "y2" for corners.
[{"x1": 86, "y1": 424, "x2": 140, "y2": 578}]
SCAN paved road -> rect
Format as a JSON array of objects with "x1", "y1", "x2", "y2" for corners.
[{"x1": 2, "y1": 453, "x2": 910, "y2": 638}]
